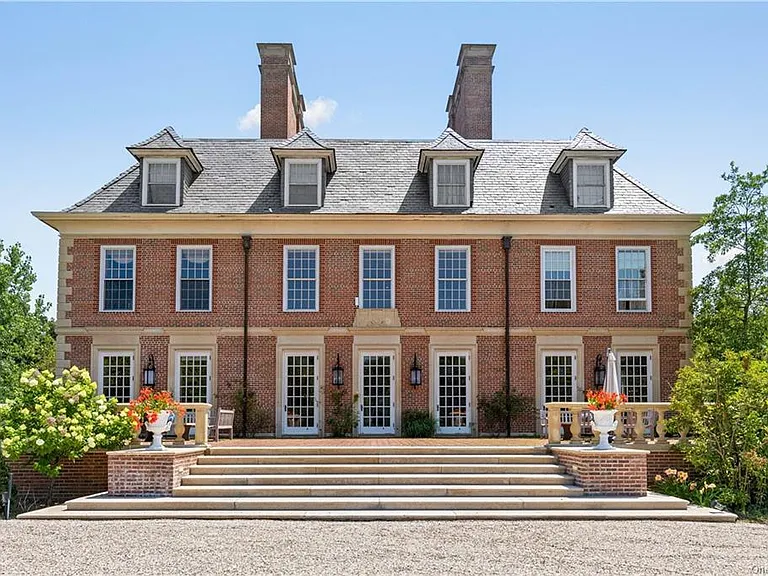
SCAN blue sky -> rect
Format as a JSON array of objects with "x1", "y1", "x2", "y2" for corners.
[{"x1": 1, "y1": 2, "x2": 767, "y2": 312}]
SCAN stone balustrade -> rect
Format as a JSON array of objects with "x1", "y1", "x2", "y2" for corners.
[
  {"x1": 117, "y1": 402, "x2": 213, "y2": 446},
  {"x1": 544, "y1": 402, "x2": 678, "y2": 446}
]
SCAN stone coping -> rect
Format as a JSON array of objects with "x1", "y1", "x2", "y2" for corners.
[
  {"x1": 549, "y1": 446, "x2": 650, "y2": 456},
  {"x1": 107, "y1": 447, "x2": 207, "y2": 458}
]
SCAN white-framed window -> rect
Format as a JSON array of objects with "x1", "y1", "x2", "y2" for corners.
[
  {"x1": 573, "y1": 160, "x2": 610, "y2": 208},
  {"x1": 284, "y1": 159, "x2": 322, "y2": 207},
  {"x1": 98, "y1": 351, "x2": 134, "y2": 403},
  {"x1": 540, "y1": 246, "x2": 576, "y2": 312},
  {"x1": 433, "y1": 159, "x2": 470, "y2": 207},
  {"x1": 175, "y1": 351, "x2": 212, "y2": 404},
  {"x1": 359, "y1": 246, "x2": 395, "y2": 309},
  {"x1": 435, "y1": 246, "x2": 471, "y2": 312},
  {"x1": 99, "y1": 245, "x2": 136, "y2": 312},
  {"x1": 616, "y1": 246, "x2": 651, "y2": 312},
  {"x1": 142, "y1": 158, "x2": 181, "y2": 206},
  {"x1": 283, "y1": 246, "x2": 320, "y2": 312},
  {"x1": 176, "y1": 246, "x2": 212, "y2": 312},
  {"x1": 541, "y1": 352, "x2": 578, "y2": 405},
  {"x1": 618, "y1": 352, "x2": 652, "y2": 403}
]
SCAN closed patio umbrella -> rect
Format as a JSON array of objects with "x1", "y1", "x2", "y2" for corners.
[{"x1": 604, "y1": 348, "x2": 620, "y2": 396}]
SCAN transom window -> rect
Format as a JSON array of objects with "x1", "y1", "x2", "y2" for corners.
[
  {"x1": 434, "y1": 160, "x2": 470, "y2": 207},
  {"x1": 98, "y1": 352, "x2": 134, "y2": 403},
  {"x1": 176, "y1": 246, "x2": 212, "y2": 312},
  {"x1": 619, "y1": 353, "x2": 652, "y2": 402},
  {"x1": 435, "y1": 246, "x2": 470, "y2": 311},
  {"x1": 575, "y1": 161, "x2": 609, "y2": 207},
  {"x1": 360, "y1": 247, "x2": 394, "y2": 309},
  {"x1": 616, "y1": 247, "x2": 650, "y2": 312},
  {"x1": 541, "y1": 247, "x2": 576, "y2": 311},
  {"x1": 284, "y1": 246, "x2": 319, "y2": 312},
  {"x1": 142, "y1": 159, "x2": 180, "y2": 206},
  {"x1": 285, "y1": 159, "x2": 322, "y2": 207},
  {"x1": 100, "y1": 246, "x2": 135, "y2": 312}
]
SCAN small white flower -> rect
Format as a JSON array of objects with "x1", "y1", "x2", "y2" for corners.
[{"x1": 35, "y1": 438, "x2": 45, "y2": 446}]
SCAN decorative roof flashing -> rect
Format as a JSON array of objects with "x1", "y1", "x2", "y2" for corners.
[
  {"x1": 270, "y1": 128, "x2": 337, "y2": 172},
  {"x1": 550, "y1": 128, "x2": 626, "y2": 174},
  {"x1": 418, "y1": 128, "x2": 484, "y2": 172},
  {"x1": 127, "y1": 126, "x2": 204, "y2": 173}
]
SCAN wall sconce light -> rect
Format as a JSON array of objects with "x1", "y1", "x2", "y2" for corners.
[
  {"x1": 410, "y1": 353, "x2": 422, "y2": 386},
  {"x1": 331, "y1": 354, "x2": 344, "y2": 386},
  {"x1": 143, "y1": 355, "x2": 156, "y2": 388}
]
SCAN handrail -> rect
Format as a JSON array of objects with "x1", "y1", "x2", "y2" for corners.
[{"x1": 116, "y1": 402, "x2": 213, "y2": 446}]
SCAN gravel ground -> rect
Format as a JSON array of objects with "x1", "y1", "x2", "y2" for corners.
[{"x1": 1, "y1": 520, "x2": 767, "y2": 576}]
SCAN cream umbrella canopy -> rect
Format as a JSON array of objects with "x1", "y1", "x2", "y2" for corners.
[
  {"x1": 592, "y1": 348, "x2": 621, "y2": 450},
  {"x1": 604, "y1": 348, "x2": 621, "y2": 396}
]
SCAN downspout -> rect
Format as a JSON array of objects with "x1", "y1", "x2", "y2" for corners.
[
  {"x1": 241, "y1": 235, "x2": 252, "y2": 437},
  {"x1": 501, "y1": 236, "x2": 512, "y2": 438}
]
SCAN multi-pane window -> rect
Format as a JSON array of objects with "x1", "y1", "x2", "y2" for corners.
[
  {"x1": 284, "y1": 354, "x2": 318, "y2": 433},
  {"x1": 177, "y1": 353, "x2": 211, "y2": 404},
  {"x1": 434, "y1": 160, "x2": 469, "y2": 207},
  {"x1": 360, "y1": 247, "x2": 394, "y2": 309},
  {"x1": 284, "y1": 246, "x2": 319, "y2": 311},
  {"x1": 619, "y1": 354, "x2": 652, "y2": 402},
  {"x1": 177, "y1": 246, "x2": 212, "y2": 312},
  {"x1": 543, "y1": 354, "x2": 576, "y2": 404},
  {"x1": 435, "y1": 247, "x2": 470, "y2": 311},
  {"x1": 99, "y1": 352, "x2": 133, "y2": 403},
  {"x1": 286, "y1": 160, "x2": 321, "y2": 206},
  {"x1": 144, "y1": 159, "x2": 179, "y2": 206},
  {"x1": 575, "y1": 162, "x2": 608, "y2": 207},
  {"x1": 541, "y1": 247, "x2": 576, "y2": 311},
  {"x1": 100, "y1": 246, "x2": 135, "y2": 312},
  {"x1": 617, "y1": 247, "x2": 650, "y2": 311}
]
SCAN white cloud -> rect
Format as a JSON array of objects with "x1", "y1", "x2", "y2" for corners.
[
  {"x1": 237, "y1": 104, "x2": 261, "y2": 132},
  {"x1": 303, "y1": 97, "x2": 338, "y2": 129},
  {"x1": 692, "y1": 244, "x2": 739, "y2": 285}
]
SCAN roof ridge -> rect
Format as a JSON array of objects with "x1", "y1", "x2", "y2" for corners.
[
  {"x1": 64, "y1": 164, "x2": 140, "y2": 212},
  {"x1": 130, "y1": 126, "x2": 186, "y2": 149},
  {"x1": 613, "y1": 167, "x2": 686, "y2": 214}
]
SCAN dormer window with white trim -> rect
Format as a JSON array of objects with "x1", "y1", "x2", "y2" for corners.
[
  {"x1": 433, "y1": 159, "x2": 470, "y2": 207},
  {"x1": 574, "y1": 160, "x2": 610, "y2": 208},
  {"x1": 285, "y1": 159, "x2": 322, "y2": 207},
  {"x1": 142, "y1": 158, "x2": 181, "y2": 206}
]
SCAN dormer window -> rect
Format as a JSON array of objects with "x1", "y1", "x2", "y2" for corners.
[
  {"x1": 142, "y1": 158, "x2": 181, "y2": 206},
  {"x1": 574, "y1": 160, "x2": 610, "y2": 208},
  {"x1": 284, "y1": 159, "x2": 322, "y2": 207},
  {"x1": 434, "y1": 159, "x2": 470, "y2": 207}
]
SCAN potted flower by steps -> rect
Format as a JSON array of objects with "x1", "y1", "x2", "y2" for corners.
[
  {"x1": 127, "y1": 388, "x2": 185, "y2": 451},
  {"x1": 586, "y1": 390, "x2": 627, "y2": 450}
]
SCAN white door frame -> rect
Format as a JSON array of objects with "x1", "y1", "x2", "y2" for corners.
[
  {"x1": 281, "y1": 351, "x2": 320, "y2": 436},
  {"x1": 358, "y1": 351, "x2": 396, "y2": 435},
  {"x1": 616, "y1": 351, "x2": 653, "y2": 402},
  {"x1": 434, "y1": 351, "x2": 471, "y2": 435},
  {"x1": 539, "y1": 350, "x2": 578, "y2": 435},
  {"x1": 97, "y1": 350, "x2": 135, "y2": 402}
]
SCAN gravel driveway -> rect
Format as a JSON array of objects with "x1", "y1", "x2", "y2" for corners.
[{"x1": 1, "y1": 519, "x2": 766, "y2": 575}]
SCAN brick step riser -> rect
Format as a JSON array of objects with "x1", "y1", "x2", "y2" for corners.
[
  {"x1": 171, "y1": 485, "x2": 583, "y2": 498},
  {"x1": 196, "y1": 455, "x2": 558, "y2": 465},
  {"x1": 189, "y1": 464, "x2": 565, "y2": 475},
  {"x1": 181, "y1": 474, "x2": 574, "y2": 486}
]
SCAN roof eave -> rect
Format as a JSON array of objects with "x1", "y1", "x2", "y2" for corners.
[
  {"x1": 127, "y1": 147, "x2": 204, "y2": 173},
  {"x1": 550, "y1": 149, "x2": 627, "y2": 174},
  {"x1": 270, "y1": 147, "x2": 338, "y2": 173},
  {"x1": 418, "y1": 149, "x2": 485, "y2": 173}
]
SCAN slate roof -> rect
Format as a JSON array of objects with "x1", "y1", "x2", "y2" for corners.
[
  {"x1": 129, "y1": 127, "x2": 186, "y2": 149},
  {"x1": 567, "y1": 127, "x2": 623, "y2": 152},
  {"x1": 64, "y1": 128, "x2": 685, "y2": 215}
]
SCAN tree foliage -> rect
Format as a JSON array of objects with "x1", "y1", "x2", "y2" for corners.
[
  {"x1": 692, "y1": 162, "x2": 768, "y2": 356},
  {"x1": 0, "y1": 241, "x2": 55, "y2": 395}
]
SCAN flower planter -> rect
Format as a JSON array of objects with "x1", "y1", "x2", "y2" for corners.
[
  {"x1": 144, "y1": 410, "x2": 175, "y2": 451},
  {"x1": 590, "y1": 409, "x2": 618, "y2": 450}
]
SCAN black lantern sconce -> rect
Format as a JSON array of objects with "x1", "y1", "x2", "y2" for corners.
[
  {"x1": 593, "y1": 353, "x2": 606, "y2": 390},
  {"x1": 331, "y1": 354, "x2": 344, "y2": 386},
  {"x1": 143, "y1": 355, "x2": 156, "y2": 388},
  {"x1": 410, "y1": 354, "x2": 423, "y2": 386}
]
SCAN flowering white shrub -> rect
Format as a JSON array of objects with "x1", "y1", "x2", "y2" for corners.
[{"x1": 0, "y1": 366, "x2": 134, "y2": 478}]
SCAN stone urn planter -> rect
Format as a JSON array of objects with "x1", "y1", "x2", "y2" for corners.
[
  {"x1": 590, "y1": 409, "x2": 618, "y2": 450},
  {"x1": 144, "y1": 410, "x2": 175, "y2": 451}
]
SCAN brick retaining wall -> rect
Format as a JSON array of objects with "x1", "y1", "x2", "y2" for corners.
[
  {"x1": 551, "y1": 447, "x2": 648, "y2": 496},
  {"x1": 7, "y1": 451, "x2": 107, "y2": 503},
  {"x1": 107, "y1": 448, "x2": 206, "y2": 496}
]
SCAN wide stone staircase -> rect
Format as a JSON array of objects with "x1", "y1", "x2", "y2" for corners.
[{"x1": 24, "y1": 444, "x2": 736, "y2": 520}]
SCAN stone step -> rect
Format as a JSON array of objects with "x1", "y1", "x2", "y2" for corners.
[
  {"x1": 181, "y1": 473, "x2": 575, "y2": 486},
  {"x1": 171, "y1": 484, "x2": 584, "y2": 498},
  {"x1": 207, "y1": 445, "x2": 548, "y2": 456},
  {"x1": 63, "y1": 493, "x2": 690, "y2": 512},
  {"x1": 195, "y1": 454, "x2": 558, "y2": 466},
  {"x1": 189, "y1": 463, "x2": 565, "y2": 476}
]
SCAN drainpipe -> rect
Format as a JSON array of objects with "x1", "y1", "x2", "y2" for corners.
[
  {"x1": 241, "y1": 235, "x2": 252, "y2": 437},
  {"x1": 501, "y1": 236, "x2": 512, "y2": 438}
]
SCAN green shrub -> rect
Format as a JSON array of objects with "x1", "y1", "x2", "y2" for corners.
[
  {"x1": 652, "y1": 467, "x2": 722, "y2": 507},
  {"x1": 670, "y1": 352, "x2": 768, "y2": 514},
  {"x1": 0, "y1": 366, "x2": 134, "y2": 501},
  {"x1": 477, "y1": 389, "x2": 533, "y2": 437},
  {"x1": 327, "y1": 390, "x2": 358, "y2": 438},
  {"x1": 401, "y1": 410, "x2": 436, "y2": 438}
]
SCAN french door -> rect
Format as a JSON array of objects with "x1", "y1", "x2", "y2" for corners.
[
  {"x1": 435, "y1": 352, "x2": 471, "y2": 434},
  {"x1": 541, "y1": 352, "x2": 578, "y2": 434},
  {"x1": 176, "y1": 352, "x2": 212, "y2": 426},
  {"x1": 282, "y1": 353, "x2": 319, "y2": 435},
  {"x1": 618, "y1": 353, "x2": 652, "y2": 402},
  {"x1": 359, "y1": 353, "x2": 395, "y2": 435}
]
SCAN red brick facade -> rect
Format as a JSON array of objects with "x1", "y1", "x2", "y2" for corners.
[
  {"x1": 551, "y1": 447, "x2": 648, "y2": 496},
  {"x1": 107, "y1": 448, "x2": 205, "y2": 496},
  {"x1": 8, "y1": 451, "x2": 107, "y2": 503}
]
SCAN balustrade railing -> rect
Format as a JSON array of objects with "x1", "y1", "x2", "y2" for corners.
[
  {"x1": 543, "y1": 402, "x2": 682, "y2": 446},
  {"x1": 117, "y1": 402, "x2": 213, "y2": 446}
]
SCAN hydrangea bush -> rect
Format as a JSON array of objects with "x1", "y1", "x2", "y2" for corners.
[{"x1": 0, "y1": 366, "x2": 134, "y2": 479}]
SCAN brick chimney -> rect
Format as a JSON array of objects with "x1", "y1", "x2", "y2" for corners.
[
  {"x1": 257, "y1": 43, "x2": 305, "y2": 139},
  {"x1": 446, "y1": 44, "x2": 496, "y2": 140}
]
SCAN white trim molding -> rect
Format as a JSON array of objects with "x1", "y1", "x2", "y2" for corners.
[
  {"x1": 432, "y1": 159, "x2": 471, "y2": 208},
  {"x1": 573, "y1": 159, "x2": 611, "y2": 209},
  {"x1": 141, "y1": 157, "x2": 181, "y2": 207},
  {"x1": 284, "y1": 158, "x2": 323, "y2": 207},
  {"x1": 283, "y1": 245, "x2": 320, "y2": 312},
  {"x1": 96, "y1": 350, "x2": 135, "y2": 402},
  {"x1": 540, "y1": 245, "x2": 577, "y2": 312}
]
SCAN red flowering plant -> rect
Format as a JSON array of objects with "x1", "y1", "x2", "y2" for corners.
[
  {"x1": 127, "y1": 388, "x2": 185, "y2": 431},
  {"x1": 586, "y1": 390, "x2": 627, "y2": 411}
]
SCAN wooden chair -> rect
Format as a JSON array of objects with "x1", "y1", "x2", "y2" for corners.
[{"x1": 208, "y1": 408, "x2": 235, "y2": 442}]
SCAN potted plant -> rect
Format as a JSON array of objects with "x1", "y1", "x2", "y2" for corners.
[
  {"x1": 586, "y1": 390, "x2": 627, "y2": 450},
  {"x1": 127, "y1": 388, "x2": 185, "y2": 451}
]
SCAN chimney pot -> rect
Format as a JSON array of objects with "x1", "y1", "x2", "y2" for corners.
[{"x1": 446, "y1": 43, "x2": 496, "y2": 140}]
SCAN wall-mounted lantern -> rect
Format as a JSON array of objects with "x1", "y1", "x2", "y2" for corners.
[
  {"x1": 593, "y1": 353, "x2": 606, "y2": 390},
  {"x1": 410, "y1": 353, "x2": 422, "y2": 386},
  {"x1": 143, "y1": 355, "x2": 156, "y2": 388},
  {"x1": 331, "y1": 354, "x2": 344, "y2": 386}
]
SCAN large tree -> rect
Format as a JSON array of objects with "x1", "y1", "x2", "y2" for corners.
[
  {"x1": 0, "y1": 241, "x2": 56, "y2": 395},
  {"x1": 692, "y1": 162, "x2": 768, "y2": 356}
]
